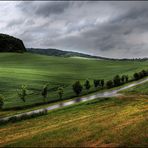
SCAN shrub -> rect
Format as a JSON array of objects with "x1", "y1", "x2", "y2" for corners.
[
  {"x1": 141, "y1": 70, "x2": 147, "y2": 76},
  {"x1": 93, "y1": 80, "x2": 100, "y2": 88},
  {"x1": 9, "y1": 116, "x2": 18, "y2": 123},
  {"x1": 113, "y1": 75, "x2": 121, "y2": 86},
  {"x1": 84, "y1": 80, "x2": 91, "y2": 92},
  {"x1": 0, "y1": 109, "x2": 48, "y2": 125},
  {"x1": 106, "y1": 80, "x2": 113, "y2": 88},
  {"x1": 121, "y1": 75, "x2": 125, "y2": 84},
  {"x1": 133, "y1": 73, "x2": 140, "y2": 80},
  {"x1": 20, "y1": 114, "x2": 30, "y2": 120},
  {"x1": 17, "y1": 85, "x2": 28, "y2": 102},
  {"x1": 72, "y1": 81, "x2": 83, "y2": 96},
  {"x1": 0, "y1": 119, "x2": 6, "y2": 125},
  {"x1": 41, "y1": 84, "x2": 48, "y2": 102},
  {"x1": 0, "y1": 95, "x2": 4, "y2": 109},
  {"x1": 100, "y1": 79, "x2": 104, "y2": 88},
  {"x1": 57, "y1": 87, "x2": 64, "y2": 100},
  {"x1": 125, "y1": 75, "x2": 129, "y2": 82}
]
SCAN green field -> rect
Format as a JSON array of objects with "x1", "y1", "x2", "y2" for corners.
[
  {"x1": 0, "y1": 53, "x2": 148, "y2": 109},
  {"x1": 0, "y1": 53, "x2": 148, "y2": 147},
  {"x1": 0, "y1": 94, "x2": 147, "y2": 147},
  {"x1": 121, "y1": 81, "x2": 148, "y2": 95}
]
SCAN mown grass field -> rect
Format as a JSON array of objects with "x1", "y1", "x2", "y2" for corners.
[
  {"x1": 0, "y1": 94, "x2": 147, "y2": 147},
  {"x1": 0, "y1": 52, "x2": 148, "y2": 109},
  {"x1": 122, "y1": 81, "x2": 148, "y2": 95}
]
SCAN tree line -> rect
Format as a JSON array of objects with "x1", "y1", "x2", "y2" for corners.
[
  {"x1": 72, "y1": 69, "x2": 148, "y2": 94},
  {"x1": 0, "y1": 69, "x2": 148, "y2": 109}
]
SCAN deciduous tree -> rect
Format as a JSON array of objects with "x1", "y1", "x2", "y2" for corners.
[
  {"x1": 72, "y1": 81, "x2": 83, "y2": 96},
  {"x1": 41, "y1": 84, "x2": 48, "y2": 102},
  {"x1": 57, "y1": 87, "x2": 64, "y2": 100},
  {"x1": 17, "y1": 85, "x2": 27, "y2": 102},
  {"x1": 84, "y1": 80, "x2": 91, "y2": 93},
  {"x1": 0, "y1": 95, "x2": 4, "y2": 109}
]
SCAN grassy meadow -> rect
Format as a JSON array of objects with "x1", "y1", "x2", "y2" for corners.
[
  {"x1": 0, "y1": 94, "x2": 147, "y2": 147},
  {"x1": 0, "y1": 52, "x2": 148, "y2": 109},
  {"x1": 0, "y1": 53, "x2": 148, "y2": 147},
  {"x1": 121, "y1": 81, "x2": 148, "y2": 95}
]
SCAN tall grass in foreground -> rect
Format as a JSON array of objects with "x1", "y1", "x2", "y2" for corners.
[{"x1": 0, "y1": 96, "x2": 147, "y2": 147}]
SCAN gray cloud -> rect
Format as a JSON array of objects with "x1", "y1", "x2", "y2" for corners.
[
  {"x1": 17, "y1": 1, "x2": 70, "y2": 17},
  {"x1": 1, "y1": 1, "x2": 148, "y2": 58},
  {"x1": 6, "y1": 19, "x2": 25, "y2": 28},
  {"x1": 35, "y1": 2, "x2": 70, "y2": 17}
]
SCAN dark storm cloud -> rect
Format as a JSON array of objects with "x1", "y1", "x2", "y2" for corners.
[
  {"x1": 17, "y1": 1, "x2": 70, "y2": 17},
  {"x1": 46, "y1": 1, "x2": 148, "y2": 58},
  {"x1": 35, "y1": 2, "x2": 70, "y2": 17},
  {"x1": 1, "y1": 1, "x2": 148, "y2": 58}
]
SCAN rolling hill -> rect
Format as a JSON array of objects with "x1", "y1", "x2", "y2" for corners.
[
  {"x1": 0, "y1": 52, "x2": 147, "y2": 111},
  {"x1": 27, "y1": 48, "x2": 148, "y2": 61},
  {"x1": 27, "y1": 48, "x2": 108, "y2": 60},
  {"x1": 0, "y1": 34, "x2": 26, "y2": 53}
]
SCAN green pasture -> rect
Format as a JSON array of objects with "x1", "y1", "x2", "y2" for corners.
[{"x1": 0, "y1": 53, "x2": 147, "y2": 109}]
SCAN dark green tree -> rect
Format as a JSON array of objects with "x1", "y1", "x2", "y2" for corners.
[
  {"x1": 0, "y1": 95, "x2": 4, "y2": 109},
  {"x1": 106, "y1": 80, "x2": 113, "y2": 88},
  {"x1": 139, "y1": 71, "x2": 144, "y2": 78},
  {"x1": 72, "y1": 81, "x2": 83, "y2": 96},
  {"x1": 100, "y1": 79, "x2": 104, "y2": 88},
  {"x1": 125, "y1": 75, "x2": 129, "y2": 82},
  {"x1": 113, "y1": 75, "x2": 121, "y2": 86},
  {"x1": 121, "y1": 75, "x2": 126, "y2": 84},
  {"x1": 57, "y1": 87, "x2": 64, "y2": 100},
  {"x1": 41, "y1": 84, "x2": 48, "y2": 102},
  {"x1": 93, "y1": 80, "x2": 100, "y2": 88},
  {"x1": 17, "y1": 85, "x2": 27, "y2": 102},
  {"x1": 84, "y1": 80, "x2": 91, "y2": 93},
  {"x1": 141, "y1": 70, "x2": 147, "y2": 76},
  {"x1": 133, "y1": 73, "x2": 139, "y2": 80}
]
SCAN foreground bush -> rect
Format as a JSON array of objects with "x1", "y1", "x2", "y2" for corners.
[
  {"x1": 72, "y1": 81, "x2": 83, "y2": 96},
  {"x1": 0, "y1": 109, "x2": 48, "y2": 125},
  {"x1": 106, "y1": 80, "x2": 113, "y2": 88},
  {"x1": 0, "y1": 95, "x2": 4, "y2": 109},
  {"x1": 41, "y1": 84, "x2": 49, "y2": 102},
  {"x1": 17, "y1": 85, "x2": 28, "y2": 102},
  {"x1": 133, "y1": 69, "x2": 148, "y2": 80}
]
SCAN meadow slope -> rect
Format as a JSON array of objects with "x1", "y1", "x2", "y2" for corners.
[
  {"x1": 0, "y1": 95, "x2": 147, "y2": 147},
  {"x1": 121, "y1": 81, "x2": 148, "y2": 95},
  {"x1": 0, "y1": 53, "x2": 148, "y2": 109}
]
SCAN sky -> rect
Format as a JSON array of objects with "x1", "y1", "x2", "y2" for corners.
[{"x1": 0, "y1": 1, "x2": 148, "y2": 58}]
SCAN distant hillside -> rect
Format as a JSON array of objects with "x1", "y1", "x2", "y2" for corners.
[
  {"x1": 0, "y1": 34, "x2": 26, "y2": 53},
  {"x1": 27, "y1": 48, "x2": 108, "y2": 60},
  {"x1": 27, "y1": 48, "x2": 148, "y2": 61}
]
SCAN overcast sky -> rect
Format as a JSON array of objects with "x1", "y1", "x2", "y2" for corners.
[{"x1": 1, "y1": 1, "x2": 148, "y2": 58}]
